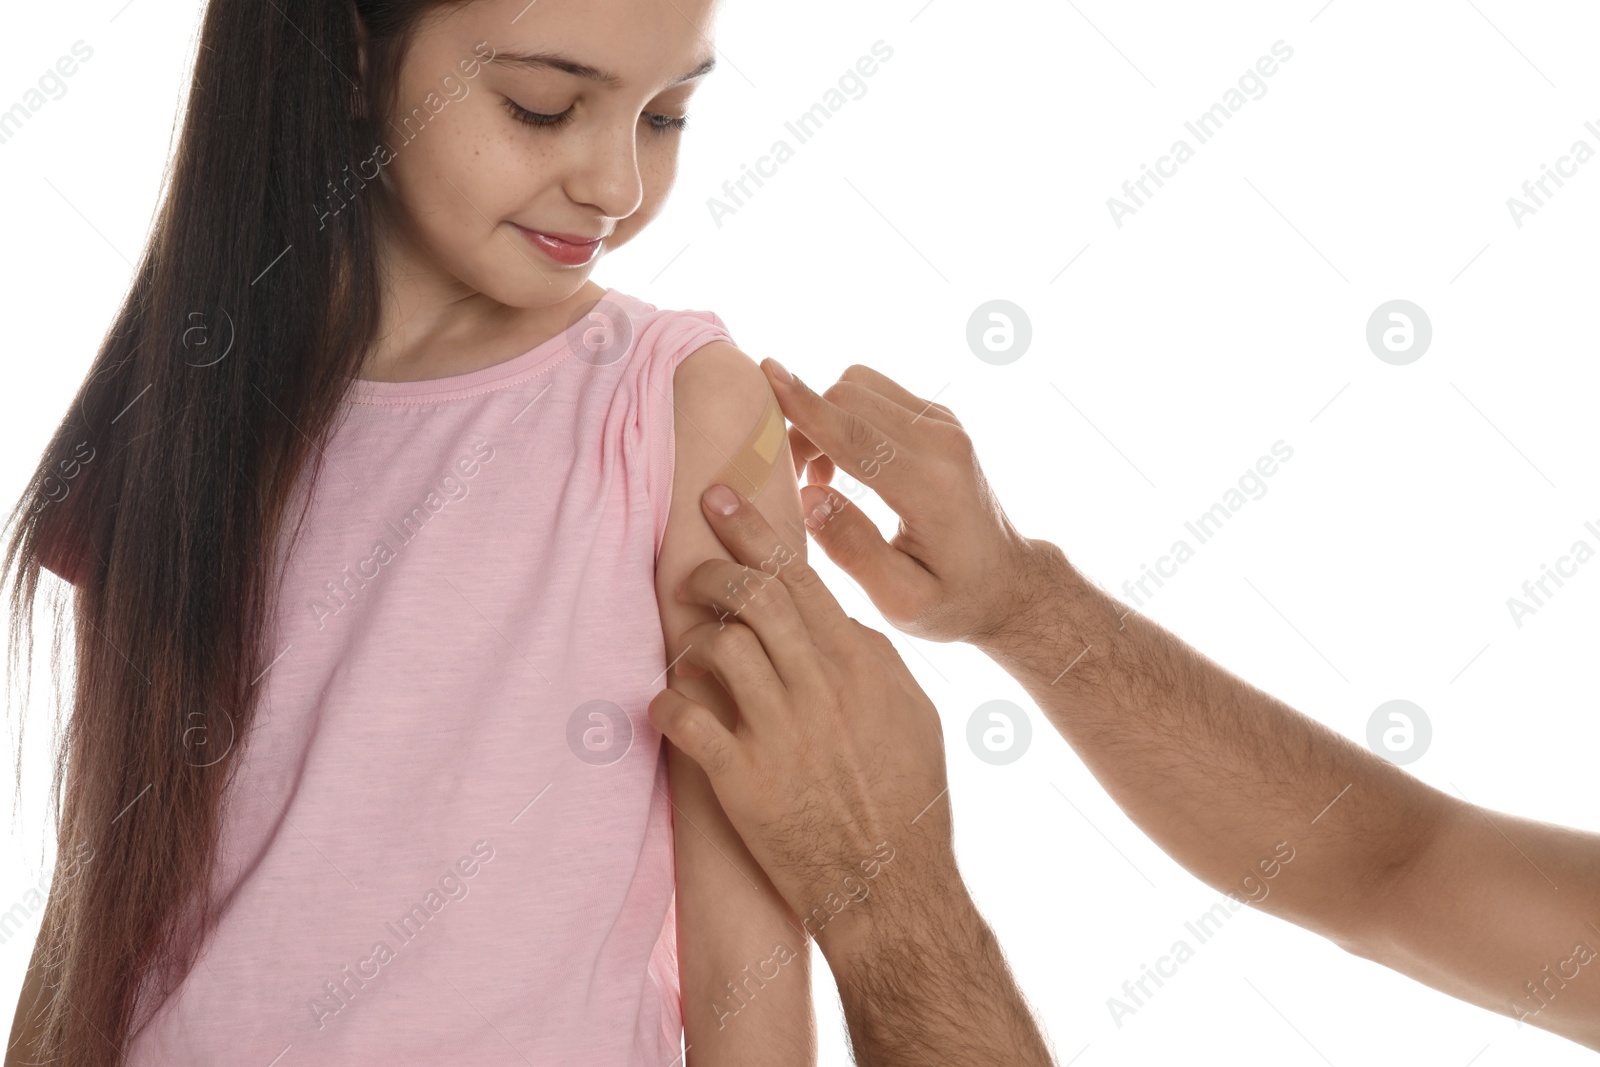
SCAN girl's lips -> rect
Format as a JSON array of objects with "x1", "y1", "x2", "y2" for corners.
[{"x1": 513, "y1": 224, "x2": 603, "y2": 266}]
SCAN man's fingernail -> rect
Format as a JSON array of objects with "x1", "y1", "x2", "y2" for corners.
[
  {"x1": 765, "y1": 358, "x2": 794, "y2": 384},
  {"x1": 804, "y1": 496, "x2": 834, "y2": 531},
  {"x1": 704, "y1": 483, "x2": 740, "y2": 516}
]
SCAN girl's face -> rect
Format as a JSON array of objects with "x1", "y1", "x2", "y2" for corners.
[{"x1": 372, "y1": 0, "x2": 718, "y2": 308}]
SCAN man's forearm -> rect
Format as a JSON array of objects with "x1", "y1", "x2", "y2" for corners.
[
  {"x1": 974, "y1": 540, "x2": 1455, "y2": 942},
  {"x1": 973, "y1": 540, "x2": 1600, "y2": 1046},
  {"x1": 819, "y1": 878, "x2": 1055, "y2": 1067}
]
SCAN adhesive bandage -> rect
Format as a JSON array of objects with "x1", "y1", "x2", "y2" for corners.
[{"x1": 711, "y1": 389, "x2": 785, "y2": 497}]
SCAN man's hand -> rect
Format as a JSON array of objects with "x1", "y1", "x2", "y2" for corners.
[
  {"x1": 651, "y1": 480, "x2": 954, "y2": 943},
  {"x1": 755, "y1": 356, "x2": 1600, "y2": 1051},
  {"x1": 648, "y1": 483, "x2": 1057, "y2": 1066},
  {"x1": 762, "y1": 360, "x2": 1050, "y2": 647}
]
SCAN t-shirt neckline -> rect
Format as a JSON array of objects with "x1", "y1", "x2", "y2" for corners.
[{"x1": 343, "y1": 287, "x2": 624, "y2": 405}]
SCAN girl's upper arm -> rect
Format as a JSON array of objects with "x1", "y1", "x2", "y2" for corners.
[
  {"x1": 654, "y1": 339, "x2": 810, "y2": 686},
  {"x1": 653, "y1": 340, "x2": 817, "y2": 1062}
]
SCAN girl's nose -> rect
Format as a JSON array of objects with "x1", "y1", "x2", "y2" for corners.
[{"x1": 565, "y1": 126, "x2": 645, "y2": 221}]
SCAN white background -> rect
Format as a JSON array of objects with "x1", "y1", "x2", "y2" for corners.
[{"x1": 3, "y1": 1, "x2": 1597, "y2": 1064}]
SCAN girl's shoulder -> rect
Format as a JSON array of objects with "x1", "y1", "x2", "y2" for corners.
[{"x1": 595, "y1": 286, "x2": 736, "y2": 372}]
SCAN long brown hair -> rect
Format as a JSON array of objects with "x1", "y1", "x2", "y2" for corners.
[{"x1": 1, "y1": 2, "x2": 466, "y2": 1061}]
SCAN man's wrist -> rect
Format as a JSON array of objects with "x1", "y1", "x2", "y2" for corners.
[
  {"x1": 812, "y1": 861, "x2": 1057, "y2": 1065},
  {"x1": 819, "y1": 851, "x2": 979, "y2": 966},
  {"x1": 811, "y1": 859, "x2": 978, "y2": 977},
  {"x1": 972, "y1": 537, "x2": 1094, "y2": 668}
]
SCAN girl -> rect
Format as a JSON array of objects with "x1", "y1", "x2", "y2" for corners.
[{"x1": 2, "y1": 1, "x2": 816, "y2": 1063}]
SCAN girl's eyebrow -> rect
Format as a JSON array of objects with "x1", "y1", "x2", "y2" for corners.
[{"x1": 490, "y1": 49, "x2": 716, "y2": 89}]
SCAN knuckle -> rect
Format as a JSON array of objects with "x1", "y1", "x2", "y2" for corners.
[
  {"x1": 828, "y1": 517, "x2": 871, "y2": 567},
  {"x1": 700, "y1": 732, "x2": 734, "y2": 778},
  {"x1": 818, "y1": 508, "x2": 856, "y2": 554},
  {"x1": 718, "y1": 620, "x2": 763, "y2": 661},
  {"x1": 863, "y1": 625, "x2": 896, "y2": 654},
  {"x1": 844, "y1": 412, "x2": 879, "y2": 454},
  {"x1": 850, "y1": 619, "x2": 893, "y2": 657},
  {"x1": 925, "y1": 416, "x2": 972, "y2": 452},
  {"x1": 698, "y1": 619, "x2": 741, "y2": 659},
  {"x1": 782, "y1": 556, "x2": 824, "y2": 597},
  {"x1": 716, "y1": 565, "x2": 767, "y2": 612},
  {"x1": 830, "y1": 379, "x2": 873, "y2": 409}
]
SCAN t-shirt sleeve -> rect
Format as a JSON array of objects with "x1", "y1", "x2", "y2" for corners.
[
  {"x1": 627, "y1": 307, "x2": 736, "y2": 561},
  {"x1": 36, "y1": 502, "x2": 90, "y2": 587},
  {"x1": 39, "y1": 539, "x2": 85, "y2": 586}
]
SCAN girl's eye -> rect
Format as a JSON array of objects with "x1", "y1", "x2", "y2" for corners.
[
  {"x1": 645, "y1": 112, "x2": 689, "y2": 134},
  {"x1": 503, "y1": 98, "x2": 688, "y2": 135},
  {"x1": 504, "y1": 98, "x2": 574, "y2": 129}
]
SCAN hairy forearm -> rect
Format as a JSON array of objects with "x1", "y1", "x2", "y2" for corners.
[
  {"x1": 821, "y1": 880, "x2": 1055, "y2": 1067},
  {"x1": 970, "y1": 541, "x2": 1600, "y2": 1046},
  {"x1": 974, "y1": 541, "x2": 1455, "y2": 941}
]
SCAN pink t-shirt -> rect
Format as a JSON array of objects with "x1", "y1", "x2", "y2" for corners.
[{"x1": 124, "y1": 289, "x2": 731, "y2": 1065}]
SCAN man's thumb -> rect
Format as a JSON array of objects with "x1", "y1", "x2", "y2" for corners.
[{"x1": 800, "y1": 484, "x2": 927, "y2": 602}]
